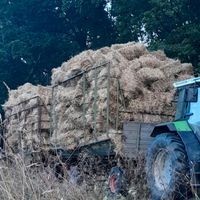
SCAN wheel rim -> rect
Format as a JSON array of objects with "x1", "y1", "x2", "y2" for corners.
[
  {"x1": 153, "y1": 149, "x2": 173, "y2": 191},
  {"x1": 109, "y1": 175, "x2": 117, "y2": 193}
]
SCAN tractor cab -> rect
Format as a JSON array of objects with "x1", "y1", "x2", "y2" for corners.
[{"x1": 174, "y1": 77, "x2": 200, "y2": 133}]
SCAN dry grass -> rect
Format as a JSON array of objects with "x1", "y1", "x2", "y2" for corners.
[
  {"x1": 0, "y1": 153, "x2": 105, "y2": 200},
  {"x1": 1, "y1": 151, "x2": 197, "y2": 200},
  {"x1": 0, "y1": 151, "x2": 152, "y2": 200},
  {"x1": 122, "y1": 154, "x2": 150, "y2": 200}
]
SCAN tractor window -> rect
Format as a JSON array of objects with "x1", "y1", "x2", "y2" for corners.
[
  {"x1": 175, "y1": 87, "x2": 198, "y2": 120},
  {"x1": 175, "y1": 88, "x2": 188, "y2": 120},
  {"x1": 174, "y1": 87, "x2": 198, "y2": 103},
  {"x1": 186, "y1": 87, "x2": 198, "y2": 102},
  {"x1": 188, "y1": 88, "x2": 200, "y2": 126}
]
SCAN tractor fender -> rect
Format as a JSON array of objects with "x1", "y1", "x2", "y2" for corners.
[
  {"x1": 151, "y1": 121, "x2": 200, "y2": 162},
  {"x1": 151, "y1": 122, "x2": 177, "y2": 137}
]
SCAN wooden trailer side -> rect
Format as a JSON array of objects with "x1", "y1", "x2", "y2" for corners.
[{"x1": 122, "y1": 121, "x2": 155, "y2": 158}]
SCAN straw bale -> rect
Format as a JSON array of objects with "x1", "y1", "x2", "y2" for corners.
[
  {"x1": 111, "y1": 43, "x2": 135, "y2": 50},
  {"x1": 61, "y1": 50, "x2": 95, "y2": 72},
  {"x1": 134, "y1": 114, "x2": 162, "y2": 123},
  {"x1": 99, "y1": 46, "x2": 112, "y2": 54},
  {"x1": 121, "y1": 67, "x2": 143, "y2": 99},
  {"x1": 54, "y1": 86, "x2": 75, "y2": 103},
  {"x1": 137, "y1": 67, "x2": 165, "y2": 84},
  {"x1": 151, "y1": 78, "x2": 174, "y2": 92},
  {"x1": 91, "y1": 51, "x2": 107, "y2": 65},
  {"x1": 87, "y1": 67, "x2": 102, "y2": 82},
  {"x1": 129, "y1": 59, "x2": 141, "y2": 71},
  {"x1": 128, "y1": 90, "x2": 175, "y2": 115},
  {"x1": 160, "y1": 60, "x2": 193, "y2": 77},
  {"x1": 106, "y1": 51, "x2": 129, "y2": 68},
  {"x1": 118, "y1": 43, "x2": 147, "y2": 60},
  {"x1": 51, "y1": 68, "x2": 67, "y2": 85},
  {"x1": 98, "y1": 67, "x2": 108, "y2": 78},
  {"x1": 150, "y1": 50, "x2": 167, "y2": 61},
  {"x1": 111, "y1": 67, "x2": 122, "y2": 78},
  {"x1": 64, "y1": 106, "x2": 82, "y2": 120},
  {"x1": 177, "y1": 74, "x2": 194, "y2": 81},
  {"x1": 90, "y1": 80, "x2": 113, "y2": 93},
  {"x1": 159, "y1": 59, "x2": 180, "y2": 73},
  {"x1": 180, "y1": 63, "x2": 193, "y2": 74},
  {"x1": 121, "y1": 111, "x2": 174, "y2": 124},
  {"x1": 151, "y1": 74, "x2": 194, "y2": 93},
  {"x1": 90, "y1": 65, "x2": 121, "y2": 80},
  {"x1": 61, "y1": 120, "x2": 76, "y2": 131},
  {"x1": 3, "y1": 83, "x2": 51, "y2": 109},
  {"x1": 142, "y1": 114, "x2": 174, "y2": 123},
  {"x1": 41, "y1": 122, "x2": 50, "y2": 130},
  {"x1": 50, "y1": 130, "x2": 88, "y2": 149},
  {"x1": 3, "y1": 83, "x2": 51, "y2": 153},
  {"x1": 50, "y1": 133, "x2": 72, "y2": 148},
  {"x1": 6, "y1": 134, "x2": 19, "y2": 153},
  {"x1": 139, "y1": 55, "x2": 161, "y2": 68}
]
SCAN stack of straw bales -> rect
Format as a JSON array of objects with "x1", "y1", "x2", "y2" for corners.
[
  {"x1": 50, "y1": 42, "x2": 193, "y2": 150},
  {"x1": 3, "y1": 83, "x2": 51, "y2": 153},
  {"x1": 3, "y1": 42, "x2": 194, "y2": 153}
]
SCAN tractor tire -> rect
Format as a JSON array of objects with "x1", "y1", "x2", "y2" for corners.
[{"x1": 146, "y1": 133, "x2": 192, "y2": 200}]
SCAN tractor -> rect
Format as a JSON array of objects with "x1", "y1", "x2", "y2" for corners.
[{"x1": 147, "y1": 77, "x2": 200, "y2": 199}]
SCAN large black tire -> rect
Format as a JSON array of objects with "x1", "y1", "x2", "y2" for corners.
[{"x1": 146, "y1": 133, "x2": 192, "y2": 200}]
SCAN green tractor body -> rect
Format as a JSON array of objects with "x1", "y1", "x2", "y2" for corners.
[{"x1": 147, "y1": 77, "x2": 200, "y2": 200}]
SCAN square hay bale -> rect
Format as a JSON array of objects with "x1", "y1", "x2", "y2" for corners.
[
  {"x1": 137, "y1": 67, "x2": 165, "y2": 84},
  {"x1": 139, "y1": 54, "x2": 161, "y2": 68},
  {"x1": 150, "y1": 50, "x2": 167, "y2": 61},
  {"x1": 3, "y1": 83, "x2": 51, "y2": 153}
]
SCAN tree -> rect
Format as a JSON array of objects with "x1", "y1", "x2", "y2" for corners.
[
  {"x1": 0, "y1": 0, "x2": 79, "y2": 108},
  {"x1": 111, "y1": 0, "x2": 200, "y2": 71},
  {"x1": 111, "y1": 0, "x2": 152, "y2": 42},
  {"x1": 0, "y1": 0, "x2": 81, "y2": 86},
  {"x1": 0, "y1": 0, "x2": 116, "y2": 110},
  {"x1": 144, "y1": 0, "x2": 200, "y2": 71},
  {"x1": 62, "y1": 0, "x2": 117, "y2": 49}
]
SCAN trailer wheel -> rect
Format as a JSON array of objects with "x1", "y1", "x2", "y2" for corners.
[
  {"x1": 106, "y1": 166, "x2": 128, "y2": 198},
  {"x1": 146, "y1": 133, "x2": 191, "y2": 200}
]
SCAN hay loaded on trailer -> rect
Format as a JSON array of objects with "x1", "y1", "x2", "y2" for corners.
[
  {"x1": 2, "y1": 62, "x2": 158, "y2": 164},
  {"x1": 1, "y1": 42, "x2": 194, "y2": 193}
]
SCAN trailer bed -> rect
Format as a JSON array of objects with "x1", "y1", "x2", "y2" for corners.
[{"x1": 123, "y1": 121, "x2": 156, "y2": 158}]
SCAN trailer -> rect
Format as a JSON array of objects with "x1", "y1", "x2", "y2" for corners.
[
  {"x1": 2, "y1": 62, "x2": 169, "y2": 163},
  {"x1": 1, "y1": 62, "x2": 172, "y2": 197}
]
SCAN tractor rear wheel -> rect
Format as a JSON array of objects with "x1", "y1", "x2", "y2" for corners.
[{"x1": 146, "y1": 133, "x2": 192, "y2": 200}]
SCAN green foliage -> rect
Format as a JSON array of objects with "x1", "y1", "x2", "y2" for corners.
[
  {"x1": 111, "y1": 0, "x2": 152, "y2": 42},
  {"x1": 111, "y1": 0, "x2": 200, "y2": 72},
  {"x1": 62, "y1": 0, "x2": 116, "y2": 49},
  {"x1": 0, "y1": 0, "x2": 115, "y2": 111},
  {"x1": 145, "y1": 0, "x2": 200, "y2": 71},
  {"x1": 0, "y1": 0, "x2": 200, "y2": 113}
]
